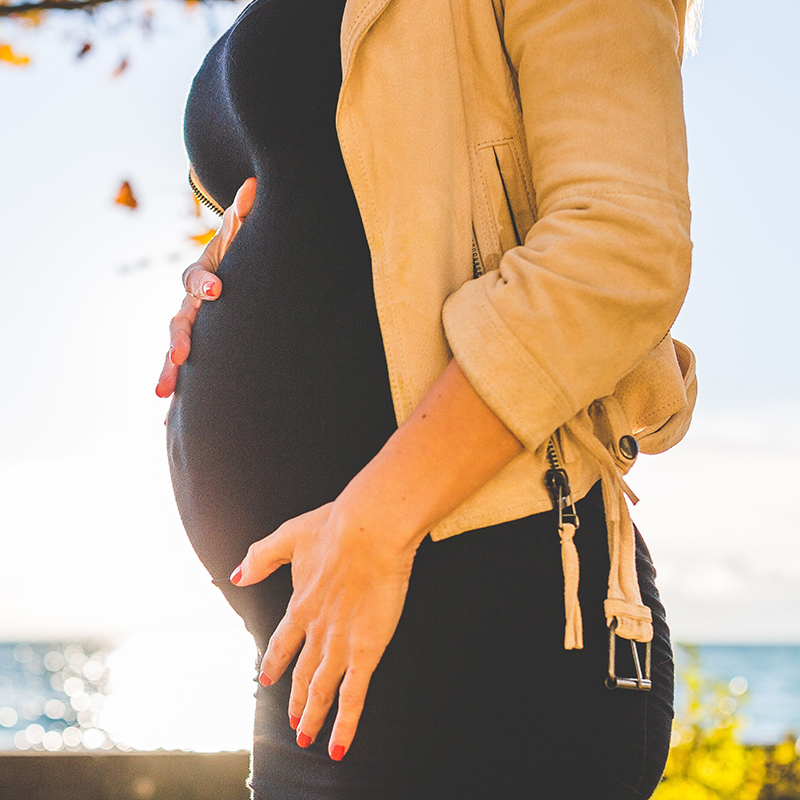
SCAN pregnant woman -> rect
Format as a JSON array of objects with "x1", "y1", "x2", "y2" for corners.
[{"x1": 157, "y1": 0, "x2": 700, "y2": 797}]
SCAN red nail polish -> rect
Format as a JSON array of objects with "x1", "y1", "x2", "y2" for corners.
[
  {"x1": 230, "y1": 565, "x2": 243, "y2": 585},
  {"x1": 258, "y1": 672, "x2": 272, "y2": 687},
  {"x1": 297, "y1": 731, "x2": 312, "y2": 748},
  {"x1": 203, "y1": 281, "x2": 215, "y2": 298},
  {"x1": 330, "y1": 744, "x2": 345, "y2": 761},
  {"x1": 155, "y1": 385, "x2": 164, "y2": 398},
  {"x1": 289, "y1": 714, "x2": 300, "y2": 730}
]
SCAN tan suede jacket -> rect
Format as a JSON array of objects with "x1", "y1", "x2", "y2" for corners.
[{"x1": 334, "y1": 0, "x2": 696, "y2": 645}]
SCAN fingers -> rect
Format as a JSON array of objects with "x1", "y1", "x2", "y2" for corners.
[
  {"x1": 183, "y1": 177, "x2": 257, "y2": 299},
  {"x1": 234, "y1": 176, "x2": 257, "y2": 218},
  {"x1": 182, "y1": 264, "x2": 221, "y2": 301},
  {"x1": 156, "y1": 357, "x2": 179, "y2": 399},
  {"x1": 259, "y1": 615, "x2": 307, "y2": 688},
  {"x1": 287, "y1": 655, "x2": 374, "y2": 760},
  {"x1": 157, "y1": 177, "x2": 257, "y2": 399},
  {"x1": 328, "y1": 666, "x2": 373, "y2": 760},
  {"x1": 155, "y1": 294, "x2": 202, "y2": 398},
  {"x1": 169, "y1": 294, "x2": 203, "y2": 365},
  {"x1": 227, "y1": 500, "x2": 397, "y2": 761},
  {"x1": 198, "y1": 176, "x2": 258, "y2": 279},
  {"x1": 293, "y1": 658, "x2": 345, "y2": 749},
  {"x1": 232, "y1": 522, "x2": 295, "y2": 588}
]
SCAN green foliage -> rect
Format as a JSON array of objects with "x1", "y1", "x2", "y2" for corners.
[{"x1": 654, "y1": 645, "x2": 800, "y2": 800}]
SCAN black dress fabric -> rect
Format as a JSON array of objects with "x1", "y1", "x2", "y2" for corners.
[{"x1": 167, "y1": 0, "x2": 675, "y2": 797}]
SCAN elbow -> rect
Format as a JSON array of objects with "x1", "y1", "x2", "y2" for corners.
[{"x1": 644, "y1": 203, "x2": 693, "y2": 340}]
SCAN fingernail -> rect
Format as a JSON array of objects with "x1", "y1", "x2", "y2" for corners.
[
  {"x1": 155, "y1": 385, "x2": 165, "y2": 398},
  {"x1": 230, "y1": 565, "x2": 243, "y2": 585},
  {"x1": 297, "y1": 731, "x2": 312, "y2": 748},
  {"x1": 258, "y1": 672, "x2": 272, "y2": 687},
  {"x1": 202, "y1": 280, "x2": 215, "y2": 298},
  {"x1": 169, "y1": 346, "x2": 177, "y2": 365},
  {"x1": 289, "y1": 714, "x2": 300, "y2": 730},
  {"x1": 330, "y1": 744, "x2": 345, "y2": 761}
]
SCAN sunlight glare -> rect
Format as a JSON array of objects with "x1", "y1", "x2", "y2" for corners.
[{"x1": 100, "y1": 626, "x2": 255, "y2": 752}]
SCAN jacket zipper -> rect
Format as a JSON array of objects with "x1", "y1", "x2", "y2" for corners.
[
  {"x1": 470, "y1": 229, "x2": 569, "y2": 521},
  {"x1": 189, "y1": 170, "x2": 224, "y2": 217},
  {"x1": 471, "y1": 227, "x2": 485, "y2": 278},
  {"x1": 544, "y1": 435, "x2": 579, "y2": 530}
]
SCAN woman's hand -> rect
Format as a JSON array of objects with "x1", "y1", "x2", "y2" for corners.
[
  {"x1": 229, "y1": 360, "x2": 524, "y2": 761},
  {"x1": 155, "y1": 177, "x2": 257, "y2": 398},
  {"x1": 231, "y1": 498, "x2": 421, "y2": 762}
]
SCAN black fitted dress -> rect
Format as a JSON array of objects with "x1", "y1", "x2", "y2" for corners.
[{"x1": 167, "y1": 0, "x2": 675, "y2": 797}]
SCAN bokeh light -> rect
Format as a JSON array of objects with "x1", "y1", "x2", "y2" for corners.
[{"x1": 0, "y1": 629, "x2": 254, "y2": 752}]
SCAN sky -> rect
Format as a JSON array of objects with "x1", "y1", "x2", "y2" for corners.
[{"x1": 1, "y1": 0, "x2": 799, "y2": 652}]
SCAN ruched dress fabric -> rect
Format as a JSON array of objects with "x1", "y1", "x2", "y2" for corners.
[{"x1": 167, "y1": 0, "x2": 675, "y2": 797}]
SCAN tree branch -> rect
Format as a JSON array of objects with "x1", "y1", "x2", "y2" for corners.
[
  {"x1": 0, "y1": 0, "x2": 115, "y2": 15},
  {"x1": 0, "y1": 0, "x2": 238, "y2": 15}
]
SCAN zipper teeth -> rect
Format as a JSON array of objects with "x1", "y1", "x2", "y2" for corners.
[
  {"x1": 188, "y1": 171, "x2": 224, "y2": 217},
  {"x1": 546, "y1": 435, "x2": 562, "y2": 471},
  {"x1": 471, "y1": 227, "x2": 484, "y2": 278}
]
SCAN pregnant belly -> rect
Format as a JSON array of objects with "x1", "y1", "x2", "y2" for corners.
[{"x1": 166, "y1": 204, "x2": 397, "y2": 584}]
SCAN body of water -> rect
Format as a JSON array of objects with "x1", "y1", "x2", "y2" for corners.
[
  {"x1": 0, "y1": 637, "x2": 798, "y2": 752},
  {"x1": 673, "y1": 644, "x2": 800, "y2": 744}
]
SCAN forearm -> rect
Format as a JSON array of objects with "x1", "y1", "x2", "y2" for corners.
[{"x1": 334, "y1": 358, "x2": 523, "y2": 549}]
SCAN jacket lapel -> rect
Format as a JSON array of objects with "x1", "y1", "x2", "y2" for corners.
[{"x1": 340, "y1": 0, "x2": 397, "y2": 78}]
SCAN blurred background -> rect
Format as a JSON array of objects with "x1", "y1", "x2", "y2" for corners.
[{"x1": 0, "y1": 0, "x2": 798, "y2": 788}]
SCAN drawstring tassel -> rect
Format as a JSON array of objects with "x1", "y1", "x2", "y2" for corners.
[
  {"x1": 559, "y1": 521, "x2": 583, "y2": 649},
  {"x1": 544, "y1": 460, "x2": 584, "y2": 650},
  {"x1": 561, "y1": 414, "x2": 654, "y2": 645}
]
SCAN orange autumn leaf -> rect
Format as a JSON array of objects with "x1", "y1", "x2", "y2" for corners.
[
  {"x1": 189, "y1": 228, "x2": 217, "y2": 247},
  {"x1": 0, "y1": 43, "x2": 30, "y2": 67},
  {"x1": 14, "y1": 9, "x2": 46, "y2": 27},
  {"x1": 115, "y1": 181, "x2": 138, "y2": 210}
]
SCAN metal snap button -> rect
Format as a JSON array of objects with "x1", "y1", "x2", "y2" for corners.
[{"x1": 619, "y1": 435, "x2": 639, "y2": 460}]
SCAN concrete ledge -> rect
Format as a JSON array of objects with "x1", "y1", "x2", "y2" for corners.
[{"x1": 0, "y1": 751, "x2": 251, "y2": 800}]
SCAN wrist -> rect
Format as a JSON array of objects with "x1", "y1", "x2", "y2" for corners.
[{"x1": 331, "y1": 459, "x2": 431, "y2": 555}]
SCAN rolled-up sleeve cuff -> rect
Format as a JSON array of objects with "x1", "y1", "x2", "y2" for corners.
[{"x1": 443, "y1": 275, "x2": 575, "y2": 453}]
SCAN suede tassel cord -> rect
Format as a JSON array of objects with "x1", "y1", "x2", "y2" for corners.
[
  {"x1": 556, "y1": 413, "x2": 654, "y2": 651},
  {"x1": 558, "y1": 519, "x2": 582, "y2": 650}
]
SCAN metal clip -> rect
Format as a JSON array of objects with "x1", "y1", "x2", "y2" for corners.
[
  {"x1": 605, "y1": 619, "x2": 651, "y2": 691},
  {"x1": 544, "y1": 468, "x2": 580, "y2": 530}
]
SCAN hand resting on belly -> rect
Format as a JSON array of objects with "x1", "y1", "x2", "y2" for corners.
[
  {"x1": 156, "y1": 175, "x2": 523, "y2": 761},
  {"x1": 155, "y1": 176, "x2": 256, "y2": 398}
]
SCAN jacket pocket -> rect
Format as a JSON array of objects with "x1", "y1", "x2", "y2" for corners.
[{"x1": 476, "y1": 140, "x2": 536, "y2": 255}]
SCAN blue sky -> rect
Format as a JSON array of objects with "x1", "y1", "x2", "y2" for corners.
[{"x1": 1, "y1": 0, "x2": 798, "y2": 645}]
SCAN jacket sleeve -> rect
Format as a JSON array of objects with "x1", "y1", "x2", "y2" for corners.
[{"x1": 442, "y1": 0, "x2": 692, "y2": 454}]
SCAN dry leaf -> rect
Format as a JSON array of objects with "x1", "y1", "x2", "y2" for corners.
[
  {"x1": 15, "y1": 9, "x2": 45, "y2": 27},
  {"x1": 112, "y1": 57, "x2": 129, "y2": 78},
  {"x1": 0, "y1": 43, "x2": 30, "y2": 67},
  {"x1": 115, "y1": 181, "x2": 138, "y2": 210},
  {"x1": 189, "y1": 228, "x2": 217, "y2": 247},
  {"x1": 77, "y1": 42, "x2": 92, "y2": 59}
]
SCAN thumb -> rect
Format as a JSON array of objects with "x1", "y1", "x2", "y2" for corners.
[
  {"x1": 233, "y1": 176, "x2": 257, "y2": 219},
  {"x1": 231, "y1": 522, "x2": 294, "y2": 587},
  {"x1": 201, "y1": 177, "x2": 257, "y2": 270}
]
